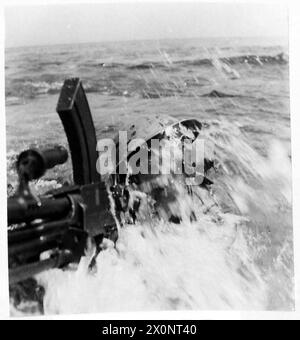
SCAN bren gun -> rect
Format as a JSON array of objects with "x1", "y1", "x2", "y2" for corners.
[
  {"x1": 7, "y1": 78, "x2": 214, "y2": 286},
  {"x1": 8, "y1": 78, "x2": 118, "y2": 284}
]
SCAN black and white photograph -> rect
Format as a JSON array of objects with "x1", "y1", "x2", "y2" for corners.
[{"x1": 1, "y1": 0, "x2": 299, "y2": 320}]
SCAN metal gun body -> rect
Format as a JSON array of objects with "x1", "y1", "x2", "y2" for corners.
[{"x1": 8, "y1": 78, "x2": 117, "y2": 284}]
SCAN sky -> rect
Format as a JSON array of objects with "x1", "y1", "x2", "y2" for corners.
[{"x1": 5, "y1": 2, "x2": 288, "y2": 48}]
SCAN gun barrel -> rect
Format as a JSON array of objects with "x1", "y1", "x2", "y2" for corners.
[
  {"x1": 17, "y1": 145, "x2": 68, "y2": 181},
  {"x1": 8, "y1": 219, "x2": 71, "y2": 243},
  {"x1": 8, "y1": 196, "x2": 71, "y2": 225}
]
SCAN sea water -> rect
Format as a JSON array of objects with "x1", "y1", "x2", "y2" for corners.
[{"x1": 6, "y1": 37, "x2": 293, "y2": 314}]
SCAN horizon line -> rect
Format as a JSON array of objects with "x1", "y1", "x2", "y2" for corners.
[{"x1": 5, "y1": 35, "x2": 288, "y2": 50}]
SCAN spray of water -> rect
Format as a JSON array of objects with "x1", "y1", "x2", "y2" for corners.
[{"x1": 30, "y1": 119, "x2": 293, "y2": 314}]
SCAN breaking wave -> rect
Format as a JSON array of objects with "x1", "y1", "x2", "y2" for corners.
[
  {"x1": 9, "y1": 119, "x2": 292, "y2": 315},
  {"x1": 126, "y1": 53, "x2": 288, "y2": 70}
]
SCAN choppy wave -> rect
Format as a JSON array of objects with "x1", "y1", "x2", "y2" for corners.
[
  {"x1": 5, "y1": 80, "x2": 100, "y2": 103},
  {"x1": 81, "y1": 61, "x2": 124, "y2": 69},
  {"x1": 126, "y1": 53, "x2": 288, "y2": 69},
  {"x1": 5, "y1": 52, "x2": 288, "y2": 103},
  {"x1": 5, "y1": 78, "x2": 195, "y2": 102},
  {"x1": 182, "y1": 53, "x2": 288, "y2": 67},
  {"x1": 202, "y1": 90, "x2": 242, "y2": 98}
]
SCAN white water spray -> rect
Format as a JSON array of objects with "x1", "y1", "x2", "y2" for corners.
[{"x1": 30, "y1": 120, "x2": 293, "y2": 314}]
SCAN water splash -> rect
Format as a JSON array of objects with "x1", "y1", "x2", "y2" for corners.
[{"x1": 31, "y1": 120, "x2": 293, "y2": 314}]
